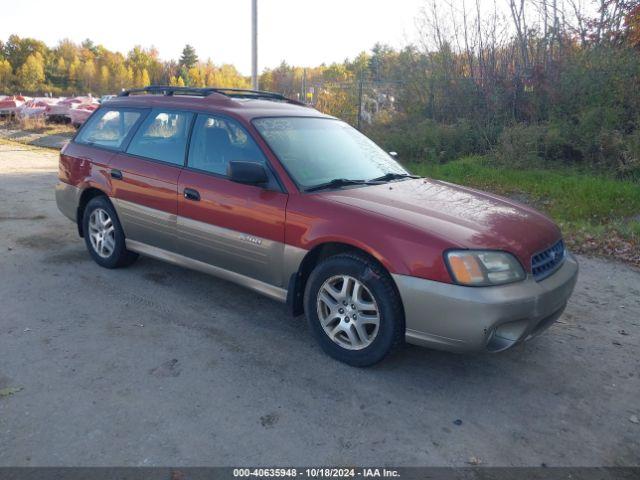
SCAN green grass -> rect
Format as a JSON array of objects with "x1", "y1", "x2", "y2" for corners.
[{"x1": 406, "y1": 156, "x2": 640, "y2": 265}]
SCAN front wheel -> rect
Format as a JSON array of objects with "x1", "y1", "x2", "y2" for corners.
[
  {"x1": 82, "y1": 196, "x2": 138, "y2": 269},
  {"x1": 304, "y1": 253, "x2": 404, "y2": 367}
]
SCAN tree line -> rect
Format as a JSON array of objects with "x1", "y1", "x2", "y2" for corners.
[
  {"x1": 0, "y1": 39, "x2": 250, "y2": 95},
  {"x1": 1, "y1": 0, "x2": 639, "y2": 176}
]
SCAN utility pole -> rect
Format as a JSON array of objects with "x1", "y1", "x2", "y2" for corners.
[
  {"x1": 357, "y1": 76, "x2": 363, "y2": 130},
  {"x1": 302, "y1": 68, "x2": 307, "y2": 103},
  {"x1": 251, "y1": 0, "x2": 258, "y2": 90}
]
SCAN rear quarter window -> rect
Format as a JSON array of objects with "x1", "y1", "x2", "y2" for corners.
[{"x1": 75, "y1": 109, "x2": 142, "y2": 150}]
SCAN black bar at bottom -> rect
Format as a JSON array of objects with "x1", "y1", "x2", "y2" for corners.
[{"x1": 0, "y1": 467, "x2": 638, "y2": 480}]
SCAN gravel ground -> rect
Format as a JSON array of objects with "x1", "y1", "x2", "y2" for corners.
[{"x1": 0, "y1": 141, "x2": 638, "y2": 467}]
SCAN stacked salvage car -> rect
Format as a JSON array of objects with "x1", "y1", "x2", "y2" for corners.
[
  {"x1": 0, "y1": 95, "x2": 28, "y2": 116},
  {"x1": 45, "y1": 96, "x2": 99, "y2": 125},
  {"x1": 0, "y1": 94, "x2": 103, "y2": 127}
]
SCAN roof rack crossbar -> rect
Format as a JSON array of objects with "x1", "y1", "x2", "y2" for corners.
[
  {"x1": 118, "y1": 86, "x2": 217, "y2": 97},
  {"x1": 118, "y1": 85, "x2": 305, "y2": 105}
]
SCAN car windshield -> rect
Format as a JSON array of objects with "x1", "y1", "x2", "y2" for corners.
[{"x1": 253, "y1": 117, "x2": 408, "y2": 189}]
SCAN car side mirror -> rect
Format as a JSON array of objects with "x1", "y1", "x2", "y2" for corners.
[{"x1": 227, "y1": 161, "x2": 268, "y2": 186}]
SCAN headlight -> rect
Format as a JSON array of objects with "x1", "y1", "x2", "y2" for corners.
[{"x1": 445, "y1": 250, "x2": 525, "y2": 286}]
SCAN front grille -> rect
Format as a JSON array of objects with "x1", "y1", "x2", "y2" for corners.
[{"x1": 531, "y1": 239, "x2": 565, "y2": 281}]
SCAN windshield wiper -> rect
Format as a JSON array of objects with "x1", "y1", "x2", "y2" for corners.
[
  {"x1": 368, "y1": 172, "x2": 420, "y2": 183},
  {"x1": 305, "y1": 178, "x2": 369, "y2": 192},
  {"x1": 305, "y1": 173, "x2": 420, "y2": 192}
]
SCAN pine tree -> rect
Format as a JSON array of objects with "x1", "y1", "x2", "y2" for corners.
[{"x1": 179, "y1": 45, "x2": 198, "y2": 69}]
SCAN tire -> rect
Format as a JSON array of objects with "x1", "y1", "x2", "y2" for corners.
[
  {"x1": 304, "y1": 252, "x2": 404, "y2": 367},
  {"x1": 82, "y1": 196, "x2": 138, "y2": 269}
]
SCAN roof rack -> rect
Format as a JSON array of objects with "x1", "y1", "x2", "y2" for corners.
[{"x1": 118, "y1": 85, "x2": 305, "y2": 105}]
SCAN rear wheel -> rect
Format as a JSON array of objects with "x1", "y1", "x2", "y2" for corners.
[
  {"x1": 82, "y1": 196, "x2": 138, "y2": 268},
  {"x1": 304, "y1": 253, "x2": 404, "y2": 366}
]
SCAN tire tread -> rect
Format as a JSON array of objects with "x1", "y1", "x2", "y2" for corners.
[{"x1": 304, "y1": 252, "x2": 404, "y2": 366}]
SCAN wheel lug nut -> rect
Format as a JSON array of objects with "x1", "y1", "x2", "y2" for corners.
[
  {"x1": 352, "y1": 314, "x2": 357, "y2": 319},
  {"x1": 338, "y1": 308, "x2": 344, "y2": 314},
  {"x1": 351, "y1": 304, "x2": 355, "y2": 309}
]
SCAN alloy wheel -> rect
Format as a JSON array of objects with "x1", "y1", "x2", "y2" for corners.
[
  {"x1": 316, "y1": 275, "x2": 380, "y2": 350},
  {"x1": 88, "y1": 208, "x2": 116, "y2": 258}
]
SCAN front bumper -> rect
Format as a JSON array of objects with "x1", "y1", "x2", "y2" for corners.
[{"x1": 393, "y1": 253, "x2": 579, "y2": 353}]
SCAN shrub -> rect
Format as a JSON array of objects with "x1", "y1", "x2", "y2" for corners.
[
  {"x1": 367, "y1": 118, "x2": 492, "y2": 163},
  {"x1": 494, "y1": 124, "x2": 547, "y2": 167},
  {"x1": 494, "y1": 119, "x2": 640, "y2": 178},
  {"x1": 615, "y1": 130, "x2": 640, "y2": 180}
]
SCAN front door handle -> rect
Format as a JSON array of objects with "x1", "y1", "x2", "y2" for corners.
[
  {"x1": 183, "y1": 188, "x2": 200, "y2": 201},
  {"x1": 110, "y1": 169, "x2": 123, "y2": 180}
]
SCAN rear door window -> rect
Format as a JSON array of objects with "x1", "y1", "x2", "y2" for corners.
[
  {"x1": 126, "y1": 110, "x2": 194, "y2": 165},
  {"x1": 75, "y1": 108, "x2": 142, "y2": 149}
]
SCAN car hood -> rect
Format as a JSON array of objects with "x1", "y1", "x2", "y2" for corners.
[{"x1": 320, "y1": 178, "x2": 561, "y2": 268}]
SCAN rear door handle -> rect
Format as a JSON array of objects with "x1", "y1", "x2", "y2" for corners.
[
  {"x1": 110, "y1": 169, "x2": 123, "y2": 180},
  {"x1": 183, "y1": 188, "x2": 200, "y2": 201}
]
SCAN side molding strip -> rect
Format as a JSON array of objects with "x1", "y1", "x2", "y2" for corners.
[{"x1": 126, "y1": 239, "x2": 288, "y2": 303}]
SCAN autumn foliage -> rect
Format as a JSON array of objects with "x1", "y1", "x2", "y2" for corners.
[
  {"x1": 0, "y1": 40, "x2": 249, "y2": 96},
  {"x1": 1, "y1": 1, "x2": 639, "y2": 177}
]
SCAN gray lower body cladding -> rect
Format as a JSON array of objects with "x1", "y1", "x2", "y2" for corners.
[
  {"x1": 109, "y1": 198, "x2": 305, "y2": 291},
  {"x1": 55, "y1": 182, "x2": 81, "y2": 223}
]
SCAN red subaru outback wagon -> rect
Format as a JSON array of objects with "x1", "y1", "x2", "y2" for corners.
[{"x1": 56, "y1": 86, "x2": 578, "y2": 366}]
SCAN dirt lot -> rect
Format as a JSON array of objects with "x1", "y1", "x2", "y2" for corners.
[{"x1": 0, "y1": 141, "x2": 638, "y2": 466}]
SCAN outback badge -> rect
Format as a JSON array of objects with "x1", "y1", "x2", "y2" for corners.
[{"x1": 239, "y1": 233, "x2": 262, "y2": 246}]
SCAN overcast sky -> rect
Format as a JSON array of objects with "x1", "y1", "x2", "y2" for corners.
[{"x1": 2, "y1": 0, "x2": 427, "y2": 74}]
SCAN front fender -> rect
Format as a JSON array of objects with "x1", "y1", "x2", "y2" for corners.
[{"x1": 285, "y1": 194, "x2": 456, "y2": 283}]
